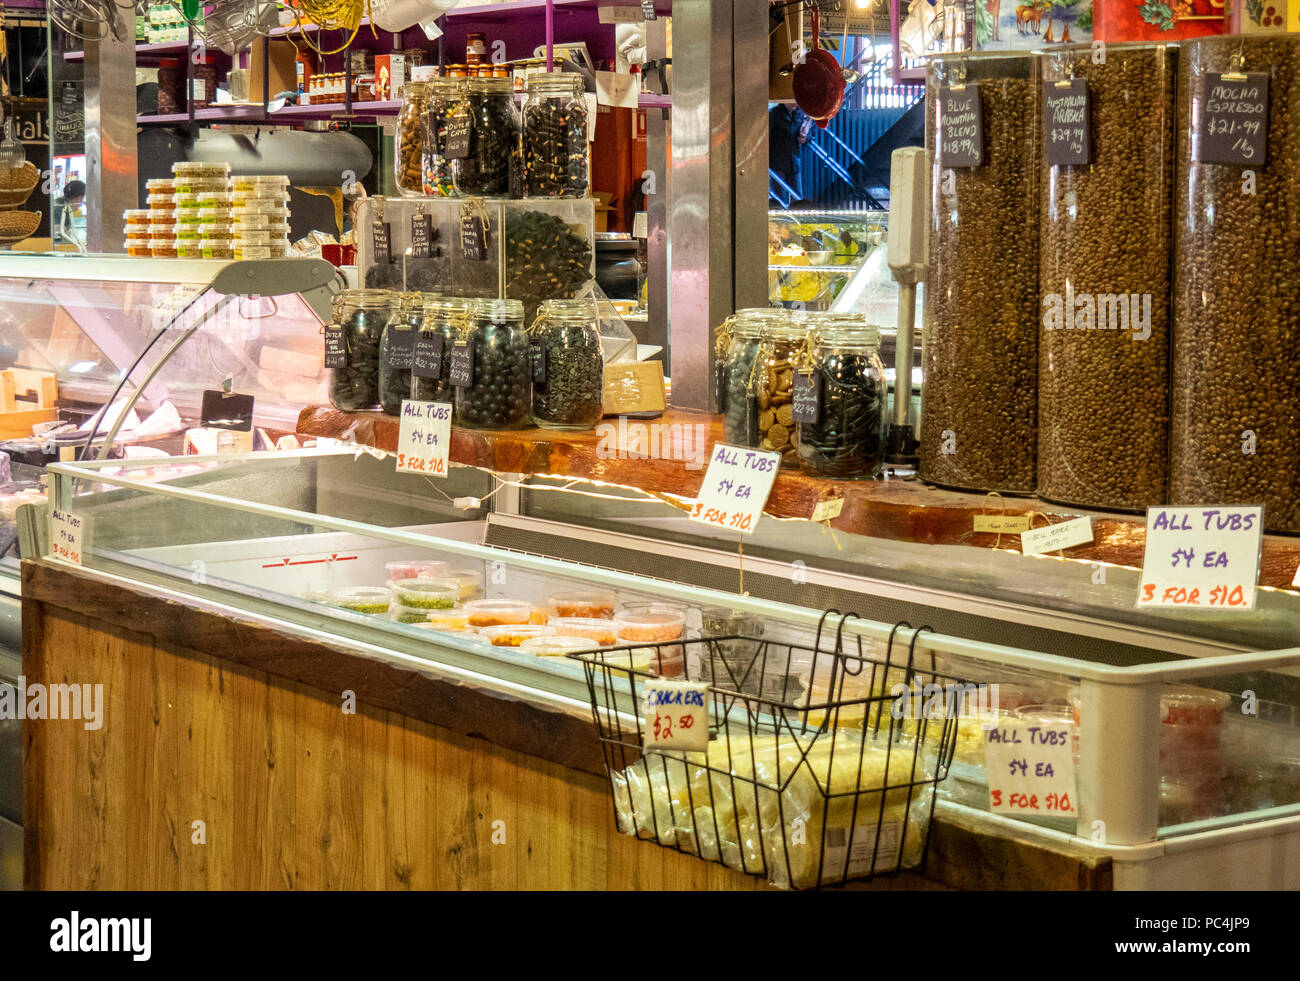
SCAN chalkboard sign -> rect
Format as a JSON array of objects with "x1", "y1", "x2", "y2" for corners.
[
  {"x1": 448, "y1": 341, "x2": 474, "y2": 388},
  {"x1": 460, "y1": 213, "x2": 486, "y2": 261},
  {"x1": 413, "y1": 332, "x2": 445, "y2": 379},
  {"x1": 715, "y1": 363, "x2": 728, "y2": 414},
  {"x1": 530, "y1": 342, "x2": 546, "y2": 384},
  {"x1": 444, "y1": 114, "x2": 472, "y2": 159},
  {"x1": 1200, "y1": 73, "x2": 1269, "y2": 166},
  {"x1": 53, "y1": 82, "x2": 84, "y2": 150},
  {"x1": 939, "y1": 84, "x2": 982, "y2": 168},
  {"x1": 1044, "y1": 79, "x2": 1090, "y2": 167},
  {"x1": 386, "y1": 327, "x2": 417, "y2": 371},
  {"x1": 372, "y1": 220, "x2": 391, "y2": 265},
  {"x1": 410, "y1": 214, "x2": 433, "y2": 258},
  {"x1": 324, "y1": 325, "x2": 348, "y2": 368},
  {"x1": 200, "y1": 390, "x2": 255, "y2": 432},
  {"x1": 792, "y1": 370, "x2": 820, "y2": 425}
]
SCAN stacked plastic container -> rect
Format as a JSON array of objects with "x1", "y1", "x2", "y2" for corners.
[
  {"x1": 123, "y1": 209, "x2": 151, "y2": 256},
  {"x1": 146, "y1": 177, "x2": 176, "y2": 258},
  {"x1": 231, "y1": 175, "x2": 291, "y2": 259},
  {"x1": 172, "y1": 161, "x2": 233, "y2": 261}
]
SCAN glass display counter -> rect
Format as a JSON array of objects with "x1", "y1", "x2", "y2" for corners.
[{"x1": 767, "y1": 209, "x2": 887, "y2": 312}]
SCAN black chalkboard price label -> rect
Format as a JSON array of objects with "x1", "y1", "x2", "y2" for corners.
[
  {"x1": 1044, "y1": 78, "x2": 1091, "y2": 167},
  {"x1": 444, "y1": 114, "x2": 472, "y2": 159},
  {"x1": 715, "y1": 363, "x2": 728, "y2": 414},
  {"x1": 386, "y1": 327, "x2": 417, "y2": 371},
  {"x1": 460, "y1": 213, "x2": 486, "y2": 262},
  {"x1": 372, "y1": 219, "x2": 391, "y2": 265},
  {"x1": 1200, "y1": 73, "x2": 1269, "y2": 166},
  {"x1": 792, "y1": 370, "x2": 820, "y2": 425},
  {"x1": 410, "y1": 214, "x2": 433, "y2": 258},
  {"x1": 939, "y1": 84, "x2": 982, "y2": 168},
  {"x1": 448, "y1": 342, "x2": 474, "y2": 388},
  {"x1": 530, "y1": 342, "x2": 546, "y2": 384},
  {"x1": 200, "y1": 390, "x2": 255, "y2": 432},
  {"x1": 324, "y1": 325, "x2": 348, "y2": 368},
  {"x1": 413, "y1": 332, "x2": 444, "y2": 379}
]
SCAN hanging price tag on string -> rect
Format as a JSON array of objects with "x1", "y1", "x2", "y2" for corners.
[
  {"x1": 939, "y1": 84, "x2": 982, "y2": 168},
  {"x1": 396, "y1": 400, "x2": 452, "y2": 477},
  {"x1": 689, "y1": 443, "x2": 779, "y2": 535},
  {"x1": 642, "y1": 679, "x2": 709, "y2": 752},
  {"x1": 50, "y1": 509, "x2": 85, "y2": 566},
  {"x1": 973, "y1": 514, "x2": 1031, "y2": 534},
  {"x1": 984, "y1": 717, "x2": 1077, "y2": 818},
  {"x1": 1021, "y1": 516, "x2": 1093, "y2": 556}
]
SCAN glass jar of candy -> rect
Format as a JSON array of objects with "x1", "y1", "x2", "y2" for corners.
[
  {"x1": 795, "y1": 314, "x2": 887, "y2": 480},
  {"x1": 522, "y1": 72, "x2": 590, "y2": 198}
]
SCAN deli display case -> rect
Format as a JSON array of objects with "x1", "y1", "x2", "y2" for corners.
[
  {"x1": 22, "y1": 442, "x2": 1300, "y2": 890},
  {"x1": 767, "y1": 209, "x2": 888, "y2": 314}
]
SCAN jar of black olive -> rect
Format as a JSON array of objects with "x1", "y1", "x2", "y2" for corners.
[
  {"x1": 522, "y1": 73, "x2": 590, "y2": 198},
  {"x1": 378, "y1": 293, "x2": 430, "y2": 415},
  {"x1": 452, "y1": 77, "x2": 520, "y2": 197},
  {"x1": 413, "y1": 296, "x2": 472, "y2": 405},
  {"x1": 529, "y1": 298, "x2": 605, "y2": 431},
  {"x1": 422, "y1": 77, "x2": 466, "y2": 198},
  {"x1": 453, "y1": 297, "x2": 531, "y2": 429},
  {"x1": 329, "y1": 289, "x2": 395, "y2": 412},
  {"x1": 719, "y1": 308, "x2": 806, "y2": 461},
  {"x1": 795, "y1": 314, "x2": 887, "y2": 480}
]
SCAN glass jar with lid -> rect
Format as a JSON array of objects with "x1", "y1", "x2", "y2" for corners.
[
  {"x1": 529, "y1": 298, "x2": 605, "y2": 431},
  {"x1": 395, "y1": 80, "x2": 429, "y2": 198},
  {"x1": 453, "y1": 297, "x2": 531, "y2": 429},
  {"x1": 379, "y1": 292, "x2": 429, "y2": 415},
  {"x1": 422, "y1": 77, "x2": 467, "y2": 198},
  {"x1": 795, "y1": 314, "x2": 887, "y2": 480},
  {"x1": 719, "y1": 308, "x2": 805, "y2": 459},
  {"x1": 329, "y1": 289, "x2": 394, "y2": 412},
  {"x1": 522, "y1": 73, "x2": 590, "y2": 198},
  {"x1": 413, "y1": 297, "x2": 472, "y2": 404},
  {"x1": 452, "y1": 76, "x2": 520, "y2": 197}
]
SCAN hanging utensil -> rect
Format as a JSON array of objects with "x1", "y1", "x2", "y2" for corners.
[
  {"x1": 0, "y1": 118, "x2": 25, "y2": 173},
  {"x1": 792, "y1": 4, "x2": 846, "y2": 130}
]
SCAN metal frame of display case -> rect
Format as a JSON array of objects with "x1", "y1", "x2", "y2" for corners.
[{"x1": 37, "y1": 449, "x2": 1300, "y2": 888}]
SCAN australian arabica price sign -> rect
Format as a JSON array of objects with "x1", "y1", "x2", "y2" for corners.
[
  {"x1": 396, "y1": 400, "x2": 452, "y2": 477},
  {"x1": 689, "y1": 443, "x2": 780, "y2": 534},
  {"x1": 1137, "y1": 505, "x2": 1263, "y2": 610}
]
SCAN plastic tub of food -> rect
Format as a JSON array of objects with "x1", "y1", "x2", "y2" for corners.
[
  {"x1": 150, "y1": 238, "x2": 178, "y2": 258},
  {"x1": 123, "y1": 208, "x2": 151, "y2": 225},
  {"x1": 479, "y1": 624, "x2": 555, "y2": 647},
  {"x1": 547, "y1": 589, "x2": 617, "y2": 619},
  {"x1": 126, "y1": 238, "x2": 152, "y2": 257},
  {"x1": 173, "y1": 161, "x2": 231, "y2": 180},
  {"x1": 386, "y1": 559, "x2": 451, "y2": 582},
  {"x1": 236, "y1": 227, "x2": 273, "y2": 245},
  {"x1": 615, "y1": 608, "x2": 685, "y2": 643},
  {"x1": 422, "y1": 609, "x2": 472, "y2": 632},
  {"x1": 234, "y1": 246, "x2": 272, "y2": 260},
  {"x1": 1160, "y1": 685, "x2": 1230, "y2": 755},
  {"x1": 145, "y1": 178, "x2": 175, "y2": 193},
  {"x1": 463, "y1": 598, "x2": 532, "y2": 627},
  {"x1": 201, "y1": 239, "x2": 234, "y2": 259},
  {"x1": 173, "y1": 190, "x2": 202, "y2": 210},
  {"x1": 444, "y1": 568, "x2": 484, "y2": 601},
  {"x1": 175, "y1": 224, "x2": 200, "y2": 240},
  {"x1": 176, "y1": 241, "x2": 204, "y2": 259},
  {"x1": 147, "y1": 194, "x2": 176, "y2": 209},
  {"x1": 197, "y1": 223, "x2": 231, "y2": 238},
  {"x1": 198, "y1": 207, "x2": 233, "y2": 222},
  {"x1": 389, "y1": 578, "x2": 458, "y2": 610},
  {"x1": 268, "y1": 240, "x2": 290, "y2": 258},
  {"x1": 1013, "y1": 704, "x2": 1079, "y2": 764},
  {"x1": 232, "y1": 174, "x2": 291, "y2": 194},
  {"x1": 550, "y1": 617, "x2": 618, "y2": 646},
  {"x1": 329, "y1": 585, "x2": 391, "y2": 614},
  {"x1": 519, "y1": 635, "x2": 596, "y2": 656}
]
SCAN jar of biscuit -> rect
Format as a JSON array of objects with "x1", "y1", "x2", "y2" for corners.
[
  {"x1": 396, "y1": 80, "x2": 429, "y2": 197},
  {"x1": 719, "y1": 308, "x2": 805, "y2": 462}
]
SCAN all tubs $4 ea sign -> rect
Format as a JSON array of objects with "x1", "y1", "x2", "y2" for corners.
[
  {"x1": 641, "y1": 679, "x2": 710, "y2": 752},
  {"x1": 50, "y1": 509, "x2": 84, "y2": 565},
  {"x1": 1137, "y1": 505, "x2": 1263, "y2": 610},
  {"x1": 984, "y1": 717, "x2": 1078, "y2": 819},
  {"x1": 396, "y1": 400, "x2": 452, "y2": 477},
  {"x1": 689, "y1": 443, "x2": 780, "y2": 534}
]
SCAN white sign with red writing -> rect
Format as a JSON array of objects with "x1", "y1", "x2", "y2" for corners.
[
  {"x1": 50, "y1": 509, "x2": 84, "y2": 566},
  {"x1": 1137, "y1": 505, "x2": 1263, "y2": 610},
  {"x1": 396, "y1": 400, "x2": 452, "y2": 477},
  {"x1": 984, "y1": 718, "x2": 1077, "y2": 818},
  {"x1": 689, "y1": 443, "x2": 780, "y2": 535},
  {"x1": 641, "y1": 679, "x2": 710, "y2": 752}
]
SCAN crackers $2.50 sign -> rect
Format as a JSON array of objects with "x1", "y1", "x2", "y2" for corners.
[{"x1": 689, "y1": 443, "x2": 780, "y2": 534}]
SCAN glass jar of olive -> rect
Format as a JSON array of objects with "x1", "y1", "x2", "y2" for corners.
[
  {"x1": 452, "y1": 76, "x2": 520, "y2": 197},
  {"x1": 453, "y1": 297, "x2": 531, "y2": 429},
  {"x1": 413, "y1": 296, "x2": 472, "y2": 405},
  {"x1": 795, "y1": 314, "x2": 887, "y2": 480},
  {"x1": 329, "y1": 289, "x2": 394, "y2": 412},
  {"x1": 529, "y1": 298, "x2": 605, "y2": 431},
  {"x1": 378, "y1": 292, "x2": 430, "y2": 415},
  {"x1": 719, "y1": 308, "x2": 805, "y2": 460}
]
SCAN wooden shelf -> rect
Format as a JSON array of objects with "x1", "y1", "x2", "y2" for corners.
[{"x1": 295, "y1": 404, "x2": 1300, "y2": 591}]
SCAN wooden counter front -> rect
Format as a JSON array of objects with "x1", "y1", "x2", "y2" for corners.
[
  {"x1": 296, "y1": 405, "x2": 1300, "y2": 591},
  {"x1": 22, "y1": 559, "x2": 1110, "y2": 891}
]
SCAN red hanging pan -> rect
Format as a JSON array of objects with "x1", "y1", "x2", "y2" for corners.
[{"x1": 791, "y1": 5, "x2": 846, "y2": 129}]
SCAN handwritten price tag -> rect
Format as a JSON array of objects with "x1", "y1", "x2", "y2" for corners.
[
  {"x1": 50, "y1": 509, "x2": 84, "y2": 566},
  {"x1": 396, "y1": 400, "x2": 452, "y2": 478},
  {"x1": 689, "y1": 443, "x2": 779, "y2": 535},
  {"x1": 1020, "y1": 516, "x2": 1093, "y2": 556},
  {"x1": 973, "y1": 514, "x2": 1031, "y2": 534},
  {"x1": 642, "y1": 679, "x2": 709, "y2": 752},
  {"x1": 984, "y1": 717, "x2": 1077, "y2": 818},
  {"x1": 1137, "y1": 505, "x2": 1262, "y2": 611}
]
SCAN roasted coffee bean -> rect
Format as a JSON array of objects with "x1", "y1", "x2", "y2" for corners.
[
  {"x1": 920, "y1": 56, "x2": 1039, "y2": 494},
  {"x1": 1037, "y1": 45, "x2": 1174, "y2": 511},
  {"x1": 1171, "y1": 37, "x2": 1300, "y2": 533}
]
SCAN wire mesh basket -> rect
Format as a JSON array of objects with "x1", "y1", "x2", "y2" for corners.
[{"x1": 569, "y1": 613, "x2": 965, "y2": 889}]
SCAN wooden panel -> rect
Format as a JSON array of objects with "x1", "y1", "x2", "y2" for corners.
[{"x1": 124, "y1": 632, "x2": 180, "y2": 890}]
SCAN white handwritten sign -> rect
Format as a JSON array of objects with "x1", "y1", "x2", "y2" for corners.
[
  {"x1": 396, "y1": 400, "x2": 452, "y2": 477},
  {"x1": 1137, "y1": 505, "x2": 1262, "y2": 610},
  {"x1": 689, "y1": 443, "x2": 780, "y2": 535},
  {"x1": 642, "y1": 678, "x2": 710, "y2": 752},
  {"x1": 50, "y1": 509, "x2": 84, "y2": 565},
  {"x1": 984, "y1": 717, "x2": 1077, "y2": 818},
  {"x1": 1021, "y1": 516, "x2": 1094, "y2": 556},
  {"x1": 973, "y1": 514, "x2": 1031, "y2": 534}
]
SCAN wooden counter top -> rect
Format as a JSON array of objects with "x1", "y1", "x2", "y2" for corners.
[{"x1": 296, "y1": 405, "x2": 1300, "y2": 591}]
